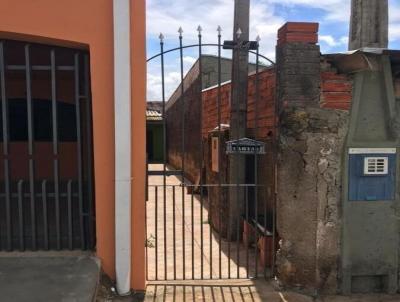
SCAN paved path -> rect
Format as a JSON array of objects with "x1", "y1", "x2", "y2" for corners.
[
  {"x1": 144, "y1": 279, "x2": 400, "y2": 302},
  {"x1": 0, "y1": 252, "x2": 100, "y2": 302}
]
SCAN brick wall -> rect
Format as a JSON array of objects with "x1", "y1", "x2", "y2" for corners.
[
  {"x1": 165, "y1": 77, "x2": 202, "y2": 184},
  {"x1": 320, "y1": 58, "x2": 353, "y2": 111},
  {"x1": 276, "y1": 22, "x2": 321, "y2": 109},
  {"x1": 202, "y1": 68, "x2": 276, "y2": 140},
  {"x1": 202, "y1": 68, "x2": 277, "y2": 239}
]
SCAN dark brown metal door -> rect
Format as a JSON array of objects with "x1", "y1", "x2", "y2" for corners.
[{"x1": 0, "y1": 40, "x2": 95, "y2": 251}]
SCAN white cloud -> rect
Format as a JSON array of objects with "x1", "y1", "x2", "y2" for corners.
[
  {"x1": 389, "y1": 24, "x2": 400, "y2": 42},
  {"x1": 319, "y1": 35, "x2": 337, "y2": 47},
  {"x1": 319, "y1": 34, "x2": 348, "y2": 48},
  {"x1": 183, "y1": 56, "x2": 197, "y2": 65}
]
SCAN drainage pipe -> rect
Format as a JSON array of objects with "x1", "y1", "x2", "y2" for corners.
[{"x1": 113, "y1": 0, "x2": 132, "y2": 295}]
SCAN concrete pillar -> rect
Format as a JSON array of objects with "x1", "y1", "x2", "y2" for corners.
[
  {"x1": 275, "y1": 22, "x2": 349, "y2": 294},
  {"x1": 228, "y1": 0, "x2": 250, "y2": 240},
  {"x1": 349, "y1": 0, "x2": 388, "y2": 50}
]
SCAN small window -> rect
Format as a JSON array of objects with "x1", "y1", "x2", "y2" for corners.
[{"x1": 364, "y1": 157, "x2": 388, "y2": 175}]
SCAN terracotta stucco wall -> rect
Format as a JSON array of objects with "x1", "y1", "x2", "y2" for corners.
[
  {"x1": 0, "y1": 0, "x2": 146, "y2": 290},
  {"x1": 130, "y1": 0, "x2": 147, "y2": 291}
]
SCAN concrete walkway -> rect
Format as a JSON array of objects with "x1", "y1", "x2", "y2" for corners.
[
  {"x1": 146, "y1": 164, "x2": 258, "y2": 281},
  {"x1": 0, "y1": 253, "x2": 100, "y2": 302},
  {"x1": 144, "y1": 279, "x2": 400, "y2": 302}
]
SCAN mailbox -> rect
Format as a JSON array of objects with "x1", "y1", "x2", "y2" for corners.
[{"x1": 348, "y1": 148, "x2": 396, "y2": 201}]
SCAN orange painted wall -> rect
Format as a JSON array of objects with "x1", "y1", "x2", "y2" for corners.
[
  {"x1": 130, "y1": 0, "x2": 147, "y2": 291},
  {"x1": 0, "y1": 0, "x2": 147, "y2": 291}
]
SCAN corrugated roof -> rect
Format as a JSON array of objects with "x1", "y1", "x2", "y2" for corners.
[{"x1": 146, "y1": 109, "x2": 162, "y2": 121}]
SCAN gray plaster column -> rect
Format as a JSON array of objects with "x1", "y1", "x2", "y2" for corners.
[{"x1": 349, "y1": 0, "x2": 388, "y2": 50}]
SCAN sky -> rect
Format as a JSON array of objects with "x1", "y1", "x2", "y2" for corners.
[{"x1": 146, "y1": 0, "x2": 400, "y2": 101}]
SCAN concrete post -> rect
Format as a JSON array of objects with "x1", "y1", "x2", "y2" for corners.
[
  {"x1": 228, "y1": 0, "x2": 250, "y2": 240},
  {"x1": 349, "y1": 0, "x2": 388, "y2": 50}
]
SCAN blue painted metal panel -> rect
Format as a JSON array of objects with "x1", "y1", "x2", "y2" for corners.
[{"x1": 348, "y1": 153, "x2": 396, "y2": 201}]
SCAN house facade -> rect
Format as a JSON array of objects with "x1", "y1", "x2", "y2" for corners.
[{"x1": 0, "y1": 0, "x2": 146, "y2": 294}]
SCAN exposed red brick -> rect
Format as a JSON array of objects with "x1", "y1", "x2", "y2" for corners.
[
  {"x1": 278, "y1": 22, "x2": 319, "y2": 37},
  {"x1": 321, "y1": 102, "x2": 351, "y2": 110},
  {"x1": 321, "y1": 72, "x2": 349, "y2": 81},
  {"x1": 278, "y1": 33, "x2": 318, "y2": 45},
  {"x1": 322, "y1": 81, "x2": 352, "y2": 92},
  {"x1": 202, "y1": 69, "x2": 276, "y2": 139}
]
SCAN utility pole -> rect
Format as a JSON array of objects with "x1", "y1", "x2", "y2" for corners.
[
  {"x1": 228, "y1": 0, "x2": 250, "y2": 240},
  {"x1": 349, "y1": 0, "x2": 388, "y2": 50}
]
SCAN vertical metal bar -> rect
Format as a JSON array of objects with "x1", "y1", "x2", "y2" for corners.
[
  {"x1": 0, "y1": 41, "x2": 12, "y2": 251},
  {"x1": 228, "y1": 187, "x2": 231, "y2": 279},
  {"x1": 197, "y1": 26, "x2": 205, "y2": 280},
  {"x1": 163, "y1": 187, "x2": 167, "y2": 280},
  {"x1": 272, "y1": 54, "x2": 279, "y2": 278},
  {"x1": 84, "y1": 54, "x2": 95, "y2": 249},
  {"x1": 67, "y1": 180, "x2": 73, "y2": 250},
  {"x1": 51, "y1": 49, "x2": 61, "y2": 250},
  {"x1": 74, "y1": 53, "x2": 85, "y2": 249},
  {"x1": 245, "y1": 186, "x2": 249, "y2": 278},
  {"x1": 254, "y1": 42, "x2": 260, "y2": 279},
  {"x1": 172, "y1": 186, "x2": 176, "y2": 280},
  {"x1": 181, "y1": 184, "x2": 185, "y2": 280},
  {"x1": 178, "y1": 27, "x2": 186, "y2": 281},
  {"x1": 217, "y1": 27, "x2": 223, "y2": 280},
  {"x1": 145, "y1": 185, "x2": 148, "y2": 280},
  {"x1": 25, "y1": 44, "x2": 37, "y2": 251},
  {"x1": 191, "y1": 192, "x2": 194, "y2": 279},
  {"x1": 42, "y1": 180, "x2": 49, "y2": 250},
  {"x1": 236, "y1": 155, "x2": 240, "y2": 279},
  {"x1": 254, "y1": 164, "x2": 259, "y2": 278},
  {"x1": 18, "y1": 180, "x2": 24, "y2": 251},
  {"x1": 155, "y1": 186, "x2": 158, "y2": 280},
  {"x1": 159, "y1": 33, "x2": 168, "y2": 281},
  {"x1": 227, "y1": 187, "x2": 231, "y2": 279},
  {"x1": 272, "y1": 171, "x2": 277, "y2": 278}
]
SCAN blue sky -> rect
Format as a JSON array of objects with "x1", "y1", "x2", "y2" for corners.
[{"x1": 146, "y1": 0, "x2": 400, "y2": 100}]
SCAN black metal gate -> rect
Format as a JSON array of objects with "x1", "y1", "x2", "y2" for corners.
[
  {"x1": 0, "y1": 40, "x2": 95, "y2": 251},
  {"x1": 146, "y1": 27, "x2": 277, "y2": 281}
]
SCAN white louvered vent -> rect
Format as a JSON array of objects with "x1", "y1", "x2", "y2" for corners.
[{"x1": 364, "y1": 157, "x2": 388, "y2": 175}]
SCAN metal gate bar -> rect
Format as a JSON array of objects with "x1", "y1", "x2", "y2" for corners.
[
  {"x1": 146, "y1": 28, "x2": 276, "y2": 281},
  {"x1": 146, "y1": 183, "x2": 269, "y2": 280},
  {"x1": 0, "y1": 42, "x2": 11, "y2": 251},
  {"x1": 0, "y1": 40, "x2": 95, "y2": 251}
]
